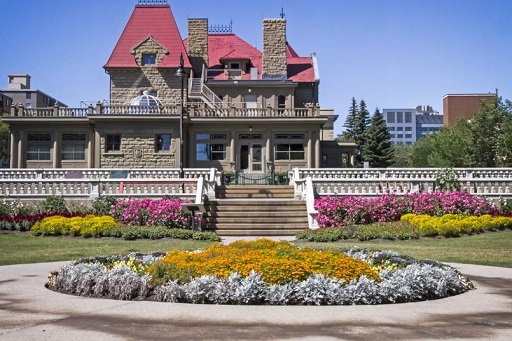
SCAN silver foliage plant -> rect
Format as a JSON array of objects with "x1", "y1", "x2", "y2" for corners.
[{"x1": 48, "y1": 250, "x2": 473, "y2": 305}]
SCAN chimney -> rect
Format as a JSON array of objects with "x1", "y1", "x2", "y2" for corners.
[
  {"x1": 8, "y1": 74, "x2": 31, "y2": 90},
  {"x1": 187, "y1": 19, "x2": 209, "y2": 77},
  {"x1": 262, "y1": 19, "x2": 287, "y2": 79}
]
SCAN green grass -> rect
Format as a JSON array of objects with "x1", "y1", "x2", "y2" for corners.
[
  {"x1": 294, "y1": 230, "x2": 512, "y2": 268},
  {"x1": 2, "y1": 230, "x2": 512, "y2": 268},
  {"x1": 0, "y1": 232, "x2": 215, "y2": 266}
]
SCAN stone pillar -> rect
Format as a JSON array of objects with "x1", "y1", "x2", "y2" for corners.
[
  {"x1": 17, "y1": 131, "x2": 24, "y2": 168},
  {"x1": 262, "y1": 19, "x2": 287, "y2": 78},
  {"x1": 315, "y1": 131, "x2": 321, "y2": 168},
  {"x1": 307, "y1": 131, "x2": 312, "y2": 168},
  {"x1": 229, "y1": 130, "x2": 235, "y2": 167},
  {"x1": 94, "y1": 130, "x2": 101, "y2": 168},
  {"x1": 87, "y1": 131, "x2": 94, "y2": 168},
  {"x1": 188, "y1": 19, "x2": 209, "y2": 77},
  {"x1": 10, "y1": 131, "x2": 17, "y2": 168},
  {"x1": 52, "y1": 132, "x2": 60, "y2": 168}
]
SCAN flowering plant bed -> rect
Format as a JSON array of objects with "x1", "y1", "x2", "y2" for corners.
[{"x1": 47, "y1": 239, "x2": 473, "y2": 305}]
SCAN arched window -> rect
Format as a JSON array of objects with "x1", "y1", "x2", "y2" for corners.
[{"x1": 278, "y1": 95, "x2": 286, "y2": 109}]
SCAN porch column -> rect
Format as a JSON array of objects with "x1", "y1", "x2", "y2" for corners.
[
  {"x1": 17, "y1": 131, "x2": 24, "y2": 168},
  {"x1": 94, "y1": 130, "x2": 101, "y2": 168},
  {"x1": 230, "y1": 130, "x2": 235, "y2": 169},
  {"x1": 87, "y1": 131, "x2": 94, "y2": 168},
  {"x1": 315, "y1": 131, "x2": 321, "y2": 168},
  {"x1": 307, "y1": 131, "x2": 312, "y2": 168},
  {"x1": 10, "y1": 131, "x2": 17, "y2": 168},
  {"x1": 52, "y1": 132, "x2": 60, "y2": 168}
]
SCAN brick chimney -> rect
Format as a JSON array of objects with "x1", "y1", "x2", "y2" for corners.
[
  {"x1": 187, "y1": 18, "x2": 209, "y2": 77},
  {"x1": 262, "y1": 19, "x2": 287, "y2": 79}
]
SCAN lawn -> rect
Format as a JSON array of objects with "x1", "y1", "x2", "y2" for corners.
[
  {"x1": 295, "y1": 230, "x2": 512, "y2": 268},
  {"x1": 0, "y1": 232, "x2": 214, "y2": 266},
  {"x1": 1, "y1": 230, "x2": 512, "y2": 268}
]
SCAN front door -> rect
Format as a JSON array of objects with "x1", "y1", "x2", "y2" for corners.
[{"x1": 239, "y1": 143, "x2": 263, "y2": 172}]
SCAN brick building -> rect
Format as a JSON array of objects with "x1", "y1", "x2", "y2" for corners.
[{"x1": 443, "y1": 93, "x2": 497, "y2": 125}]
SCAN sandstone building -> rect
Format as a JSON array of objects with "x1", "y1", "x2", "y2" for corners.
[{"x1": 2, "y1": 0, "x2": 353, "y2": 171}]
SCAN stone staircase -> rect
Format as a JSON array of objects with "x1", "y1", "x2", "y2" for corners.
[{"x1": 206, "y1": 185, "x2": 309, "y2": 236}]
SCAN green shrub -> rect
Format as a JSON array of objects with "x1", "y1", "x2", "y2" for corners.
[
  {"x1": 92, "y1": 196, "x2": 118, "y2": 216},
  {"x1": 40, "y1": 195, "x2": 68, "y2": 213}
]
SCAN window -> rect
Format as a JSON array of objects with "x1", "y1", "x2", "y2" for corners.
[
  {"x1": 405, "y1": 127, "x2": 412, "y2": 131},
  {"x1": 196, "y1": 133, "x2": 227, "y2": 161},
  {"x1": 275, "y1": 133, "x2": 306, "y2": 140},
  {"x1": 387, "y1": 127, "x2": 395, "y2": 132},
  {"x1": 278, "y1": 95, "x2": 286, "y2": 109},
  {"x1": 230, "y1": 63, "x2": 240, "y2": 69},
  {"x1": 106, "y1": 134, "x2": 121, "y2": 152},
  {"x1": 25, "y1": 103, "x2": 32, "y2": 108},
  {"x1": 27, "y1": 133, "x2": 51, "y2": 160},
  {"x1": 405, "y1": 112, "x2": 412, "y2": 123},
  {"x1": 397, "y1": 134, "x2": 404, "y2": 138},
  {"x1": 156, "y1": 134, "x2": 171, "y2": 152},
  {"x1": 26, "y1": 93, "x2": 31, "y2": 100},
  {"x1": 197, "y1": 133, "x2": 227, "y2": 140},
  {"x1": 196, "y1": 143, "x2": 226, "y2": 161},
  {"x1": 239, "y1": 134, "x2": 262, "y2": 140},
  {"x1": 386, "y1": 112, "x2": 395, "y2": 123},
  {"x1": 62, "y1": 133, "x2": 86, "y2": 160},
  {"x1": 397, "y1": 112, "x2": 403, "y2": 123},
  {"x1": 275, "y1": 144, "x2": 305, "y2": 160},
  {"x1": 397, "y1": 127, "x2": 403, "y2": 131},
  {"x1": 142, "y1": 53, "x2": 156, "y2": 66}
]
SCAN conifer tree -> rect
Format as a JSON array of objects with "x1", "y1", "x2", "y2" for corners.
[
  {"x1": 353, "y1": 99, "x2": 371, "y2": 164},
  {"x1": 337, "y1": 97, "x2": 358, "y2": 141},
  {"x1": 362, "y1": 108, "x2": 394, "y2": 167}
]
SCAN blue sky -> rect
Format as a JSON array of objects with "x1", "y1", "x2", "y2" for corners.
[{"x1": 1, "y1": 0, "x2": 511, "y2": 134}]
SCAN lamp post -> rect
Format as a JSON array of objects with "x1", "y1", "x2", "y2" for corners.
[{"x1": 175, "y1": 52, "x2": 186, "y2": 182}]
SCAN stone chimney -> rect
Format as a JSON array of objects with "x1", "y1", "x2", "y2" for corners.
[
  {"x1": 187, "y1": 19, "x2": 209, "y2": 77},
  {"x1": 262, "y1": 19, "x2": 287, "y2": 79}
]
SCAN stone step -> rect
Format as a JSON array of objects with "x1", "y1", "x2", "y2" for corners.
[
  {"x1": 217, "y1": 185, "x2": 294, "y2": 199},
  {"x1": 209, "y1": 217, "x2": 308, "y2": 224},
  {"x1": 215, "y1": 229, "x2": 305, "y2": 236}
]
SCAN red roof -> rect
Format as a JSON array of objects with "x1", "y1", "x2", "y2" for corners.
[
  {"x1": 184, "y1": 35, "x2": 314, "y2": 82},
  {"x1": 104, "y1": 5, "x2": 191, "y2": 69}
]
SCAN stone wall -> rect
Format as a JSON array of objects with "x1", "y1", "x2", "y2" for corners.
[
  {"x1": 187, "y1": 19, "x2": 209, "y2": 77},
  {"x1": 294, "y1": 84, "x2": 316, "y2": 107},
  {"x1": 262, "y1": 19, "x2": 287, "y2": 77},
  {"x1": 98, "y1": 122, "x2": 179, "y2": 168},
  {"x1": 109, "y1": 68, "x2": 185, "y2": 105}
]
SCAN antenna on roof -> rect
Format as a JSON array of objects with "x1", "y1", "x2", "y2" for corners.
[{"x1": 280, "y1": 7, "x2": 286, "y2": 19}]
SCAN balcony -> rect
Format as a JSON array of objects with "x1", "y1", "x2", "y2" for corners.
[{"x1": 4, "y1": 103, "x2": 325, "y2": 119}]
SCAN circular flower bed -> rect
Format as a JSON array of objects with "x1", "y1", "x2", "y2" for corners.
[{"x1": 47, "y1": 239, "x2": 474, "y2": 305}]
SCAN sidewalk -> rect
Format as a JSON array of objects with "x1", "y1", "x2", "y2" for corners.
[{"x1": 0, "y1": 261, "x2": 511, "y2": 340}]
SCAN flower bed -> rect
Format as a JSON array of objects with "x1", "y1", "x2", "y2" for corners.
[
  {"x1": 315, "y1": 191, "x2": 499, "y2": 228},
  {"x1": 47, "y1": 239, "x2": 474, "y2": 305}
]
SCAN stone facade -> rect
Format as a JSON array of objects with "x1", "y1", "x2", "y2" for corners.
[
  {"x1": 262, "y1": 19, "x2": 287, "y2": 77},
  {"x1": 109, "y1": 68, "x2": 185, "y2": 105},
  {"x1": 187, "y1": 19, "x2": 209, "y2": 77},
  {"x1": 98, "y1": 122, "x2": 179, "y2": 168}
]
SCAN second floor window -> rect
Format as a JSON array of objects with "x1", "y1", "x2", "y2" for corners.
[
  {"x1": 156, "y1": 134, "x2": 171, "y2": 152},
  {"x1": 106, "y1": 134, "x2": 121, "y2": 152}
]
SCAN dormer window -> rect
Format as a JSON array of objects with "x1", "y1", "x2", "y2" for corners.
[
  {"x1": 230, "y1": 63, "x2": 240, "y2": 70},
  {"x1": 142, "y1": 53, "x2": 156, "y2": 66}
]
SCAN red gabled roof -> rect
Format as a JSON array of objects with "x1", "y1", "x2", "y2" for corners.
[
  {"x1": 184, "y1": 34, "x2": 315, "y2": 82},
  {"x1": 104, "y1": 5, "x2": 191, "y2": 69}
]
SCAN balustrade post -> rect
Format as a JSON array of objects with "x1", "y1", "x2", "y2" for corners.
[
  {"x1": 96, "y1": 101, "x2": 103, "y2": 115},
  {"x1": 266, "y1": 104, "x2": 272, "y2": 117},
  {"x1": 230, "y1": 105, "x2": 236, "y2": 117},
  {"x1": 11, "y1": 103, "x2": 17, "y2": 116},
  {"x1": 53, "y1": 102, "x2": 59, "y2": 117},
  {"x1": 87, "y1": 104, "x2": 94, "y2": 116},
  {"x1": 18, "y1": 104, "x2": 24, "y2": 117}
]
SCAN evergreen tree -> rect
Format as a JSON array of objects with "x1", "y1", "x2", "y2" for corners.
[
  {"x1": 353, "y1": 99, "x2": 371, "y2": 165},
  {"x1": 362, "y1": 108, "x2": 394, "y2": 167},
  {"x1": 340, "y1": 97, "x2": 358, "y2": 141}
]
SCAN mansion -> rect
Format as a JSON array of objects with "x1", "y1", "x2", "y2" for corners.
[{"x1": 2, "y1": 0, "x2": 355, "y2": 172}]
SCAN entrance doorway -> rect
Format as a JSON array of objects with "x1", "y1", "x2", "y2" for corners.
[{"x1": 239, "y1": 143, "x2": 263, "y2": 172}]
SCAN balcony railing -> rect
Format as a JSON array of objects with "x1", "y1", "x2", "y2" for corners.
[{"x1": 6, "y1": 103, "x2": 323, "y2": 118}]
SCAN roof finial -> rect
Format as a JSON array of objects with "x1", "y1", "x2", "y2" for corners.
[{"x1": 280, "y1": 7, "x2": 285, "y2": 19}]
